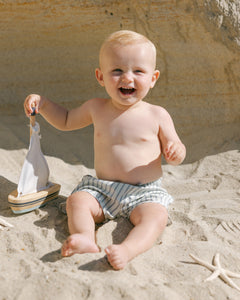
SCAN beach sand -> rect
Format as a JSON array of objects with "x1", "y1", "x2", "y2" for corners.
[{"x1": 0, "y1": 110, "x2": 240, "y2": 300}]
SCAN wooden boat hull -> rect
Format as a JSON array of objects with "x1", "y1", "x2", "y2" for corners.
[{"x1": 8, "y1": 183, "x2": 61, "y2": 214}]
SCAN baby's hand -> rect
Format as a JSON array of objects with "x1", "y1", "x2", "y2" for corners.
[
  {"x1": 24, "y1": 94, "x2": 45, "y2": 117},
  {"x1": 164, "y1": 141, "x2": 186, "y2": 165}
]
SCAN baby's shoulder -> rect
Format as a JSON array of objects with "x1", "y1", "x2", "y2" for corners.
[
  {"x1": 145, "y1": 102, "x2": 170, "y2": 118},
  {"x1": 84, "y1": 97, "x2": 109, "y2": 111}
]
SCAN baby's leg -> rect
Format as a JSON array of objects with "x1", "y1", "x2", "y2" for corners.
[
  {"x1": 105, "y1": 203, "x2": 168, "y2": 270},
  {"x1": 61, "y1": 191, "x2": 105, "y2": 257}
]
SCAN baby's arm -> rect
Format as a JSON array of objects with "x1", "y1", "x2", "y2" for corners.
[
  {"x1": 24, "y1": 94, "x2": 93, "y2": 131},
  {"x1": 157, "y1": 107, "x2": 186, "y2": 166}
]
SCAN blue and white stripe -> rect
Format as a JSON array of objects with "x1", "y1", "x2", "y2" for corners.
[{"x1": 72, "y1": 175, "x2": 173, "y2": 219}]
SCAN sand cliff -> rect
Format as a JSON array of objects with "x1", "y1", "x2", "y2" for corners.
[{"x1": 0, "y1": 1, "x2": 239, "y2": 163}]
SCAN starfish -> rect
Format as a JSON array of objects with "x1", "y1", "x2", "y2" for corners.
[
  {"x1": 0, "y1": 217, "x2": 13, "y2": 230},
  {"x1": 189, "y1": 253, "x2": 240, "y2": 291}
]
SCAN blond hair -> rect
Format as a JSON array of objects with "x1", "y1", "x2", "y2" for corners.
[{"x1": 99, "y1": 30, "x2": 157, "y2": 67}]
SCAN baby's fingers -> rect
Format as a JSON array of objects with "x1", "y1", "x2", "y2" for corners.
[
  {"x1": 24, "y1": 94, "x2": 40, "y2": 116},
  {"x1": 164, "y1": 141, "x2": 175, "y2": 158},
  {"x1": 164, "y1": 141, "x2": 186, "y2": 165}
]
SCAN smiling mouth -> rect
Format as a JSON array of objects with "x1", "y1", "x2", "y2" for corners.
[{"x1": 119, "y1": 87, "x2": 136, "y2": 95}]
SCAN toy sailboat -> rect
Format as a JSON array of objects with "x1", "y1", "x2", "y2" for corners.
[{"x1": 8, "y1": 109, "x2": 60, "y2": 214}]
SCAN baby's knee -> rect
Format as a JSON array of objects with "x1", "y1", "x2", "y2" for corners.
[
  {"x1": 156, "y1": 206, "x2": 168, "y2": 227},
  {"x1": 66, "y1": 195, "x2": 76, "y2": 213},
  {"x1": 130, "y1": 202, "x2": 168, "y2": 226},
  {"x1": 148, "y1": 205, "x2": 168, "y2": 233},
  {"x1": 66, "y1": 193, "x2": 86, "y2": 212},
  {"x1": 151, "y1": 204, "x2": 169, "y2": 229}
]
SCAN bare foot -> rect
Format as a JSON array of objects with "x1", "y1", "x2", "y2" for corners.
[
  {"x1": 61, "y1": 233, "x2": 100, "y2": 257},
  {"x1": 105, "y1": 244, "x2": 131, "y2": 270}
]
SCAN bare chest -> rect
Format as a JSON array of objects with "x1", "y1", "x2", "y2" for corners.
[{"x1": 94, "y1": 111, "x2": 159, "y2": 146}]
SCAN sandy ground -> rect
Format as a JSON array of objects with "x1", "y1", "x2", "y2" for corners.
[{"x1": 0, "y1": 109, "x2": 240, "y2": 300}]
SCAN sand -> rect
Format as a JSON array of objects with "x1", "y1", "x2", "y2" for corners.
[{"x1": 0, "y1": 110, "x2": 240, "y2": 300}]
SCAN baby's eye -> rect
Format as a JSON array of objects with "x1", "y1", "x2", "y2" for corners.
[
  {"x1": 112, "y1": 69, "x2": 123, "y2": 75},
  {"x1": 134, "y1": 70, "x2": 144, "y2": 74}
]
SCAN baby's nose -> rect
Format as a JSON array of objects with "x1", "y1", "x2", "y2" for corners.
[{"x1": 121, "y1": 72, "x2": 133, "y2": 83}]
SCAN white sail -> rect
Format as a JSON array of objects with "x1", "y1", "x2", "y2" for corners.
[{"x1": 17, "y1": 122, "x2": 50, "y2": 197}]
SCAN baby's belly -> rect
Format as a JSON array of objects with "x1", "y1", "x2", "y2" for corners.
[{"x1": 94, "y1": 145, "x2": 163, "y2": 185}]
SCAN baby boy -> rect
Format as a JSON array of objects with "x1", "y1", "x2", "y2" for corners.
[{"x1": 24, "y1": 30, "x2": 186, "y2": 270}]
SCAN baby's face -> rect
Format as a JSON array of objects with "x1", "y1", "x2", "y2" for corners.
[{"x1": 96, "y1": 42, "x2": 159, "y2": 109}]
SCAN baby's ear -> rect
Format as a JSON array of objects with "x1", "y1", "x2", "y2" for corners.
[
  {"x1": 150, "y1": 70, "x2": 160, "y2": 88},
  {"x1": 95, "y1": 68, "x2": 105, "y2": 87}
]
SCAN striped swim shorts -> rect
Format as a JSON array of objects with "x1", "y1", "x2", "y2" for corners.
[{"x1": 71, "y1": 175, "x2": 174, "y2": 220}]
